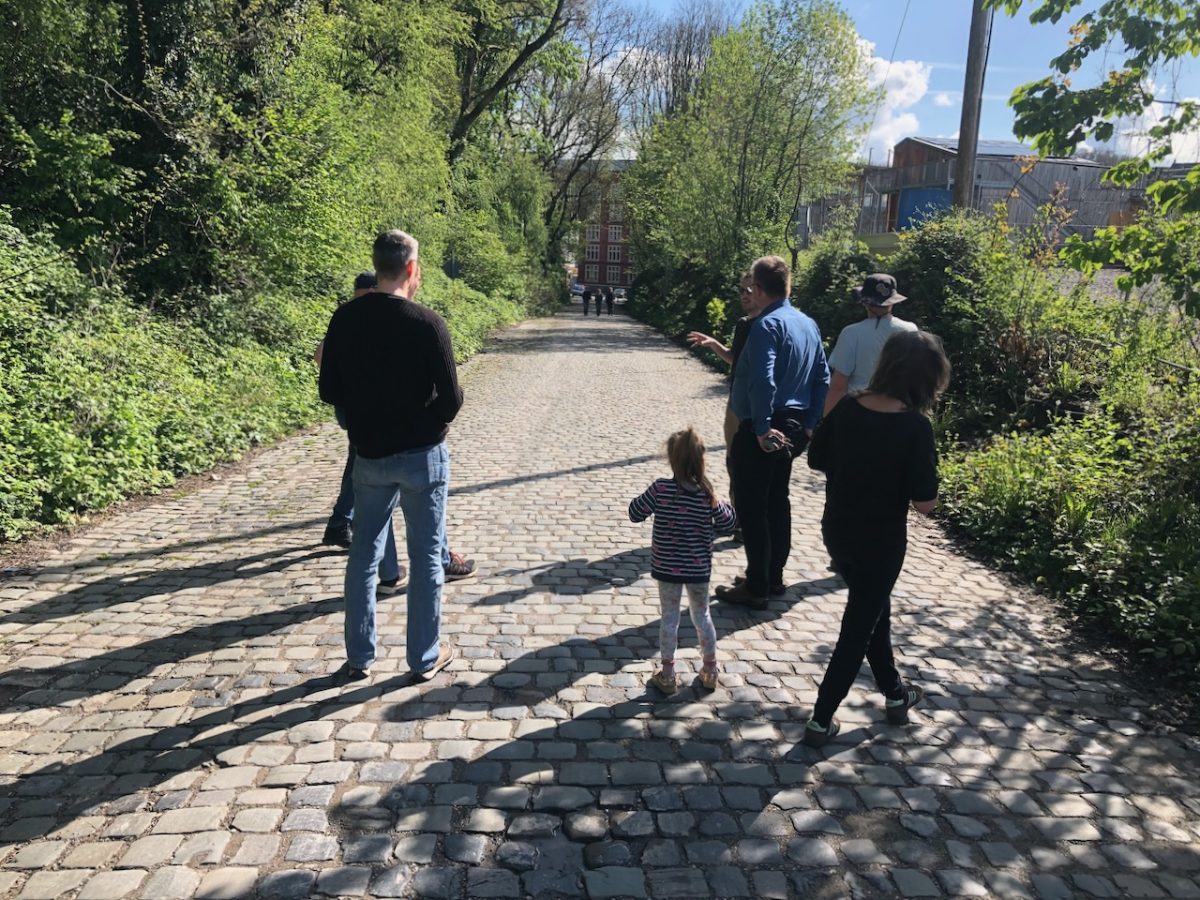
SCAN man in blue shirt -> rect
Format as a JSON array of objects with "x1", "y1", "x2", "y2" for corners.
[{"x1": 717, "y1": 256, "x2": 830, "y2": 610}]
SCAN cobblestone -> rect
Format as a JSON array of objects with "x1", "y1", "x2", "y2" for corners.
[{"x1": 0, "y1": 312, "x2": 1196, "y2": 898}]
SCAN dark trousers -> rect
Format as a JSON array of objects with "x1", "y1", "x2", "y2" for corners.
[
  {"x1": 729, "y1": 421, "x2": 795, "y2": 595},
  {"x1": 813, "y1": 525, "x2": 907, "y2": 724}
]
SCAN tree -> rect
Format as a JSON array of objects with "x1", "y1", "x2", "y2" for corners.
[
  {"x1": 624, "y1": 0, "x2": 875, "y2": 330},
  {"x1": 989, "y1": 0, "x2": 1200, "y2": 314}
]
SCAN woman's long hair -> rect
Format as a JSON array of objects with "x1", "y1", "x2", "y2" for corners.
[
  {"x1": 866, "y1": 330, "x2": 951, "y2": 413},
  {"x1": 667, "y1": 427, "x2": 717, "y2": 507}
]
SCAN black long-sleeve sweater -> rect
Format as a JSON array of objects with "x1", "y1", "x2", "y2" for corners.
[{"x1": 318, "y1": 292, "x2": 463, "y2": 458}]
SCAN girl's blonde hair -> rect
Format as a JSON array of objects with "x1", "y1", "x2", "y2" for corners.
[{"x1": 667, "y1": 427, "x2": 717, "y2": 507}]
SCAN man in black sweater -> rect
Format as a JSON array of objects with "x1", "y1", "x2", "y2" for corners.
[{"x1": 319, "y1": 230, "x2": 461, "y2": 681}]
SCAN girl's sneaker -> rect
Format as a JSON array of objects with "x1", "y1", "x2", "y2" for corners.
[
  {"x1": 696, "y1": 667, "x2": 719, "y2": 692},
  {"x1": 885, "y1": 684, "x2": 924, "y2": 724},
  {"x1": 650, "y1": 669, "x2": 678, "y2": 694},
  {"x1": 802, "y1": 717, "x2": 840, "y2": 748}
]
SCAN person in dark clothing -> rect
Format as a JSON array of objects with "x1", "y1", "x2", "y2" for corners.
[
  {"x1": 605, "y1": 287, "x2": 615, "y2": 315},
  {"x1": 801, "y1": 329, "x2": 950, "y2": 748},
  {"x1": 716, "y1": 257, "x2": 829, "y2": 610},
  {"x1": 582, "y1": 288, "x2": 591, "y2": 315},
  {"x1": 595, "y1": 291, "x2": 603, "y2": 316},
  {"x1": 319, "y1": 229, "x2": 461, "y2": 682},
  {"x1": 687, "y1": 272, "x2": 759, "y2": 518}
]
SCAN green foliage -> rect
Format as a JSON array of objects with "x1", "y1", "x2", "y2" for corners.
[
  {"x1": 625, "y1": 0, "x2": 875, "y2": 335},
  {"x1": 990, "y1": 0, "x2": 1200, "y2": 315},
  {"x1": 0, "y1": 0, "x2": 570, "y2": 542}
]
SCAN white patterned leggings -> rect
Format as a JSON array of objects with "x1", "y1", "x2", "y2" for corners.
[{"x1": 658, "y1": 581, "x2": 718, "y2": 667}]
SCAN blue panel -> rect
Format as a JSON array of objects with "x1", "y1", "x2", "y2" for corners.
[{"x1": 897, "y1": 188, "x2": 952, "y2": 230}]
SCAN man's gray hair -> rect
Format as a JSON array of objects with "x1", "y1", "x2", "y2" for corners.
[{"x1": 373, "y1": 229, "x2": 420, "y2": 280}]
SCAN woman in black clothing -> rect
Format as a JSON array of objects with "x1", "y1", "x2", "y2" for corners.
[{"x1": 802, "y1": 330, "x2": 951, "y2": 748}]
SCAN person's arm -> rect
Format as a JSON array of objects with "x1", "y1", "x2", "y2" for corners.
[
  {"x1": 823, "y1": 370, "x2": 849, "y2": 416},
  {"x1": 629, "y1": 483, "x2": 658, "y2": 522},
  {"x1": 712, "y1": 500, "x2": 737, "y2": 535},
  {"x1": 743, "y1": 322, "x2": 777, "y2": 437},
  {"x1": 317, "y1": 318, "x2": 340, "y2": 407},
  {"x1": 806, "y1": 403, "x2": 836, "y2": 473},
  {"x1": 686, "y1": 331, "x2": 732, "y2": 366},
  {"x1": 428, "y1": 317, "x2": 464, "y2": 423},
  {"x1": 314, "y1": 339, "x2": 325, "y2": 369},
  {"x1": 909, "y1": 416, "x2": 939, "y2": 516},
  {"x1": 804, "y1": 343, "x2": 831, "y2": 433}
]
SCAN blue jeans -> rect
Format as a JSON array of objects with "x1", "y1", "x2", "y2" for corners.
[
  {"x1": 344, "y1": 442, "x2": 448, "y2": 671},
  {"x1": 328, "y1": 440, "x2": 401, "y2": 580}
]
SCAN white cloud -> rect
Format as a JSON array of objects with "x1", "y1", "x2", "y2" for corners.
[
  {"x1": 1108, "y1": 82, "x2": 1200, "y2": 163},
  {"x1": 858, "y1": 39, "x2": 933, "y2": 161},
  {"x1": 933, "y1": 92, "x2": 954, "y2": 107}
]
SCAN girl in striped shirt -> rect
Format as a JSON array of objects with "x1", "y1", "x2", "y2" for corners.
[{"x1": 629, "y1": 427, "x2": 737, "y2": 693}]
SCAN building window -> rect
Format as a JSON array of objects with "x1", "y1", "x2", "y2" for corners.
[
  {"x1": 607, "y1": 265, "x2": 621, "y2": 284},
  {"x1": 607, "y1": 245, "x2": 621, "y2": 263},
  {"x1": 586, "y1": 224, "x2": 600, "y2": 241},
  {"x1": 585, "y1": 264, "x2": 599, "y2": 282},
  {"x1": 585, "y1": 244, "x2": 600, "y2": 261},
  {"x1": 608, "y1": 224, "x2": 622, "y2": 242}
]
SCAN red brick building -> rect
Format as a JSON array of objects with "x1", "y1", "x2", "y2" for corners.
[{"x1": 574, "y1": 161, "x2": 634, "y2": 293}]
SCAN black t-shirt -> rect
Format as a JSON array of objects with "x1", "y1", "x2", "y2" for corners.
[
  {"x1": 807, "y1": 396, "x2": 938, "y2": 535},
  {"x1": 729, "y1": 316, "x2": 752, "y2": 382},
  {"x1": 318, "y1": 292, "x2": 463, "y2": 459}
]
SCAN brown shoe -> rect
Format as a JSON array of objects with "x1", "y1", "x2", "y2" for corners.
[
  {"x1": 696, "y1": 667, "x2": 719, "y2": 692},
  {"x1": 415, "y1": 645, "x2": 455, "y2": 680},
  {"x1": 714, "y1": 583, "x2": 769, "y2": 610}
]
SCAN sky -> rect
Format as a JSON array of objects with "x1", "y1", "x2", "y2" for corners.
[{"x1": 638, "y1": 0, "x2": 1200, "y2": 163}]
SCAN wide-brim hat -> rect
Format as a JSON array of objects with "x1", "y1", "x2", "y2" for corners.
[{"x1": 853, "y1": 273, "x2": 907, "y2": 307}]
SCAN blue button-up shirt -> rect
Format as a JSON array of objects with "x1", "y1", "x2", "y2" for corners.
[{"x1": 730, "y1": 298, "x2": 830, "y2": 435}]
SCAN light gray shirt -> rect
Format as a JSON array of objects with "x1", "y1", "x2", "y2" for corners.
[{"x1": 827, "y1": 315, "x2": 918, "y2": 392}]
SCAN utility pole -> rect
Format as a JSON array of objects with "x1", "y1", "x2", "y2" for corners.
[{"x1": 953, "y1": 0, "x2": 993, "y2": 208}]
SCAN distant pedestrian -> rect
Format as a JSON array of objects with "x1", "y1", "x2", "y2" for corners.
[
  {"x1": 595, "y1": 291, "x2": 603, "y2": 316},
  {"x1": 605, "y1": 287, "x2": 614, "y2": 316},
  {"x1": 823, "y1": 273, "x2": 917, "y2": 415},
  {"x1": 582, "y1": 288, "x2": 592, "y2": 315},
  {"x1": 802, "y1": 330, "x2": 950, "y2": 747},
  {"x1": 629, "y1": 427, "x2": 737, "y2": 694}
]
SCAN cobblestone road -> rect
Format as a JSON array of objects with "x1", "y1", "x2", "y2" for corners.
[{"x1": 1, "y1": 309, "x2": 1198, "y2": 899}]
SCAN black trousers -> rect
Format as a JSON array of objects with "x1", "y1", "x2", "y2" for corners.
[
  {"x1": 728, "y1": 421, "x2": 796, "y2": 595},
  {"x1": 813, "y1": 525, "x2": 907, "y2": 725}
]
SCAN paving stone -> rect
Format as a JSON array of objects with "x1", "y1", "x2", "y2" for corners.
[
  {"x1": 937, "y1": 870, "x2": 989, "y2": 896},
  {"x1": 583, "y1": 867, "x2": 647, "y2": 899},
  {"x1": 194, "y1": 867, "x2": 258, "y2": 899},
  {"x1": 118, "y1": 835, "x2": 183, "y2": 868},
  {"x1": 78, "y1": 870, "x2": 149, "y2": 900},
  {"x1": 394, "y1": 835, "x2": 439, "y2": 864},
  {"x1": 258, "y1": 870, "x2": 317, "y2": 899},
  {"x1": 647, "y1": 867, "x2": 710, "y2": 898},
  {"x1": 412, "y1": 867, "x2": 461, "y2": 899},
  {"x1": 369, "y1": 867, "x2": 412, "y2": 898},
  {"x1": 566, "y1": 809, "x2": 609, "y2": 841},
  {"x1": 787, "y1": 837, "x2": 838, "y2": 867},
  {"x1": 284, "y1": 833, "x2": 337, "y2": 862},
  {"x1": 466, "y1": 869, "x2": 522, "y2": 898},
  {"x1": 139, "y1": 866, "x2": 201, "y2": 899},
  {"x1": 893, "y1": 869, "x2": 942, "y2": 897},
  {"x1": 315, "y1": 867, "x2": 372, "y2": 897}
]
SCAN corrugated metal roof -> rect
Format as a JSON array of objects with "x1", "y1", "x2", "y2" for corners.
[{"x1": 906, "y1": 136, "x2": 1034, "y2": 156}]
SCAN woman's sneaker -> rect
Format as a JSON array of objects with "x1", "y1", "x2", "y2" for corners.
[
  {"x1": 802, "y1": 717, "x2": 840, "y2": 748},
  {"x1": 885, "y1": 684, "x2": 925, "y2": 725},
  {"x1": 445, "y1": 551, "x2": 477, "y2": 582}
]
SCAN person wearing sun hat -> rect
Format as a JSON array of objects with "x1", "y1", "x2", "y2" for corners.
[{"x1": 822, "y1": 273, "x2": 918, "y2": 415}]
